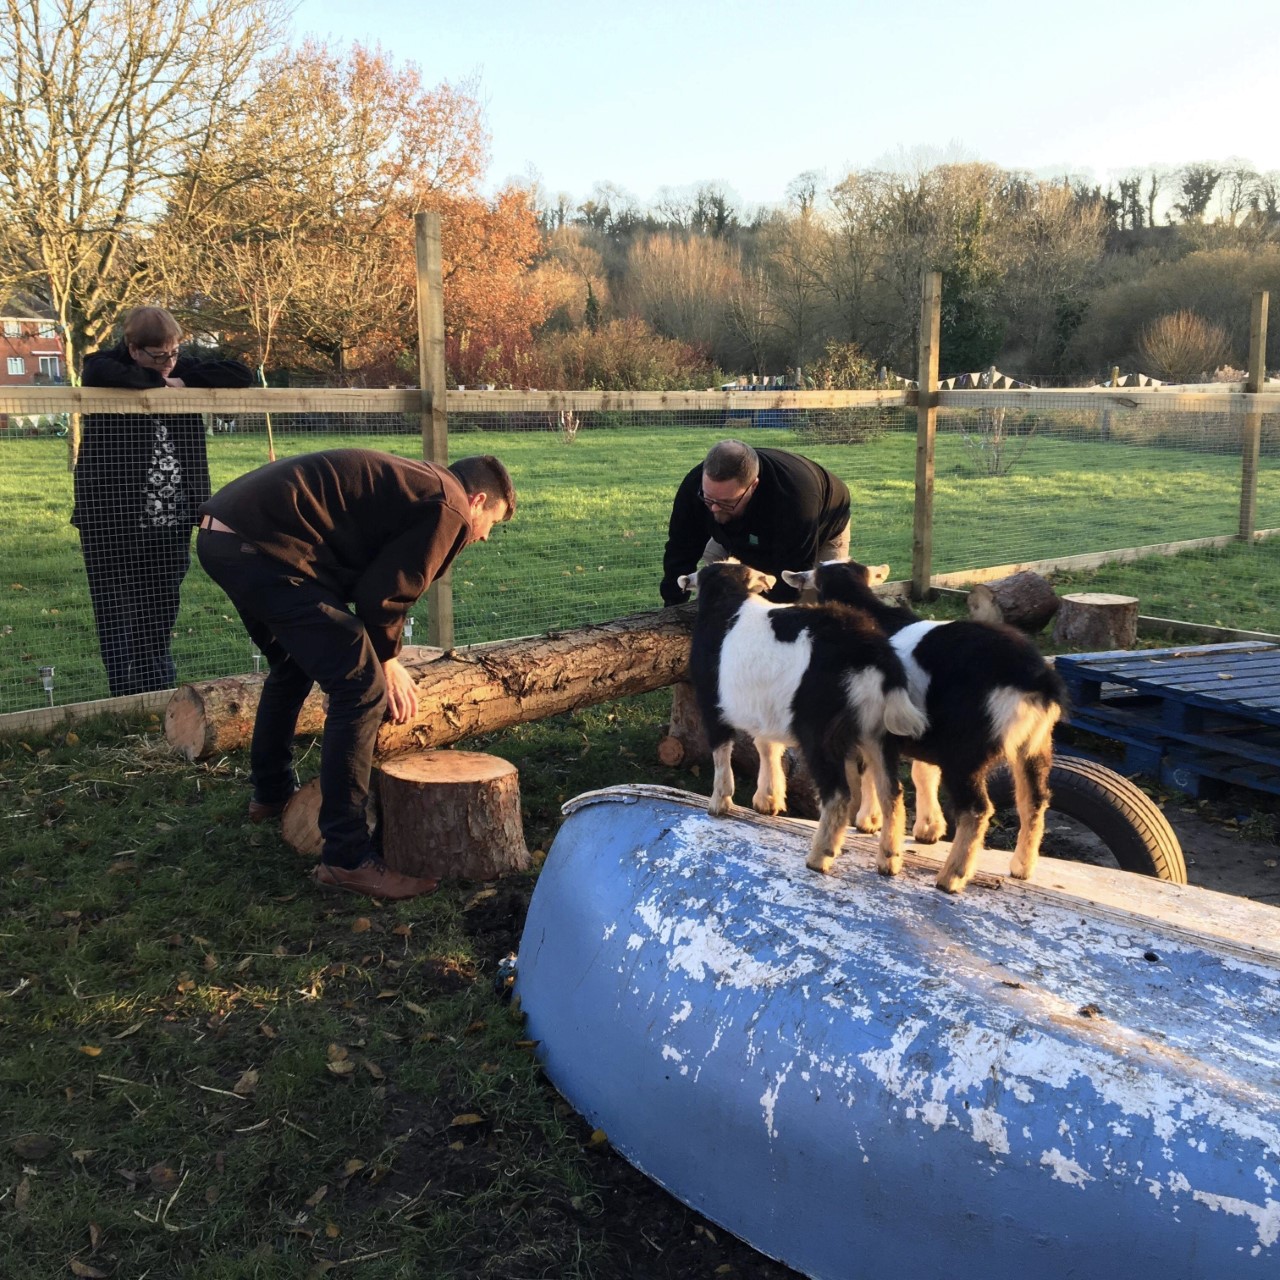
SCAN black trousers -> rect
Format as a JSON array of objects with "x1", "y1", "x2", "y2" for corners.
[
  {"x1": 196, "y1": 529, "x2": 386, "y2": 869},
  {"x1": 79, "y1": 523, "x2": 190, "y2": 696}
]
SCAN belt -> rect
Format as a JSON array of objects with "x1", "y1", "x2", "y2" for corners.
[{"x1": 199, "y1": 515, "x2": 237, "y2": 534}]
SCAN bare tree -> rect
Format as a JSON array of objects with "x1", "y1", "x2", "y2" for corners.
[
  {"x1": 1136, "y1": 310, "x2": 1230, "y2": 382},
  {"x1": 0, "y1": 0, "x2": 286, "y2": 378}
]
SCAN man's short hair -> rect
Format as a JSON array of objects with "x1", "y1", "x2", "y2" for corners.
[
  {"x1": 123, "y1": 306, "x2": 183, "y2": 348},
  {"x1": 703, "y1": 439, "x2": 759, "y2": 486},
  {"x1": 449, "y1": 455, "x2": 516, "y2": 519}
]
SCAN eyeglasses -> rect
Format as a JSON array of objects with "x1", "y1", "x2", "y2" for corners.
[
  {"x1": 698, "y1": 482, "x2": 754, "y2": 514},
  {"x1": 138, "y1": 346, "x2": 181, "y2": 363}
]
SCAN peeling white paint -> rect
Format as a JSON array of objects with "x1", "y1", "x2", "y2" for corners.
[
  {"x1": 1041, "y1": 1148, "x2": 1094, "y2": 1187},
  {"x1": 1191, "y1": 1191, "x2": 1280, "y2": 1249}
]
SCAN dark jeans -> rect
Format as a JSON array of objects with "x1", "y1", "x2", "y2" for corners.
[
  {"x1": 196, "y1": 529, "x2": 385, "y2": 869},
  {"x1": 79, "y1": 523, "x2": 191, "y2": 696}
]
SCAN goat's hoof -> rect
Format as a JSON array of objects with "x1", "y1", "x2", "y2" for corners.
[
  {"x1": 806, "y1": 852, "x2": 835, "y2": 875},
  {"x1": 1009, "y1": 853, "x2": 1037, "y2": 881},
  {"x1": 935, "y1": 871, "x2": 966, "y2": 894}
]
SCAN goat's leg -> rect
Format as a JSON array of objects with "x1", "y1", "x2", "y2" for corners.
[
  {"x1": 863, "y1": 741, "x2": 906, "y2": 876},
  {"x1": 1008, "y1": 747, "x2": 1052, "y2": 881},
  {"x1": 911, "y1": 759, "x2": 946, "y2": 843},
  {"x1": 708, "y1": 740, "x2": 735, "y2": 816},
  {"x1": 850, "y1": 751, "x2": 883, "y2": 833},
  {"x1": 807, "y1": 790, "x2": 853, "y2": 874},
  {"x1": 936, "y1": 772, "x2": 994, "y2": 894},
  {"x1": 752, "y1": 737, "x2": 787, "y2": 815}
]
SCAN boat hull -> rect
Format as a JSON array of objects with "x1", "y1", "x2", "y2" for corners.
[{"x1": 515, "y1": 785, "x2": 1280, "y2": 1280}]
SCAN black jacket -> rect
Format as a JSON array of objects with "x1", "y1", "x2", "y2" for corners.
[
  {"x1": 660, "y1": 447, "x2": 851, "y2": 604},
  {"x1": 71, "y1": 341, "x2": 254, "y2": 530}
]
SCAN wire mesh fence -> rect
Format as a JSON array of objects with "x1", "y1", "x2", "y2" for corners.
[{"x1": 1, "y1": 385, "x2": 1277, "y2": 716}]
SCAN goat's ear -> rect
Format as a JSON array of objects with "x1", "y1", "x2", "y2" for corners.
[
  {"x1": 747, "y1": 569, "x2": 776, "y2": 593},
  {"x1": 780, "y1": 569, "x2": 810, "y2": 589},
  {"x1": 867, "y1": 563, "x2": 891, "y2": 586},
  {"x1": 677, "y1": 573, "x2": 698, "y2": 592}
]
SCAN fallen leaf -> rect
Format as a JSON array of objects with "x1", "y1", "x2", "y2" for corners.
[
  {"x1": 325, "y1": 1221, "x2": 340, "y2": 1239},
  {"x1": 463, "y1": 1020, "x2": 486, "y2": 1035},
  {"x1": 305, "y1": 1184, "x2": 329, "y2": 1208},
  {"x1": 147, "y1": 1163, "x2": 181, "y2": 1192},
  {"x1": 463, "y1": 888, "x2": 497, "y2": 911},
  {"x1": 69, "y1": 1261, "x2": 108, "y2": 1278},
  {"x1": 112, "y1": 1023, "x2": 144, "y2": 1040},
  {"x1": 205, "y1": 1186, "x2": 220, "y2": 1205},
  {"x1": 391, "y1": 924, "x2": 413, "y2": 937},
  {"x1": 326, "y1": 1059, "x2": 355, "y2": 1078},
  {"x1": 78, "y1": 1045, "x2": 102, "y2": 1058},
  {"x1": 351, "y1": 917, "x2": 372, "y2": 934},
  {"x1": 258, "y1": 1023, "x2": 277, "y2": 1038},
  {"x1": 202, "y1": 953, "x2": 218, "y2": 971},
  {"x1": 88, "y1": 1222, "x2": 103, "y2": 1249},
  {"x1": 361, "y1": 1058, "x2": 386, "y2": 1080},
  {"x1": 403, "y1": 1001, "x2": 430, "y2": 1017},
  {"x1": 341, "y1": 1158, "x2": 366, "y2": 1177},
  {"x1": 232, "y1": 1068, "x2": 259, "y2": 1097},
  {"x1": 588, "y1": 1129, "x2": 609, "y2": 1148},
  {"x1": 235, "y1": 956, "x2": 253, "y2": 973},
  {"x1": 376, "y1": 989, "x2": 399, "y2": 1000},
  {"x1": 11, "y1": 1134, "x2": 57, "y2": 1160},
  {"x1": 14, "y1": 1177, "x2": 31, "y2": 1214},
  {"x1": 450, "y1": 1113, "x2": 484, "y2": 1127},
  {"x1": 71, "y1": 1149, "x2": 95, "y2": 1166}
]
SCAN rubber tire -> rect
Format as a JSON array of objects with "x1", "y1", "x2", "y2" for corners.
[{"x1": 986, "y1": 755, "x2": 1187, "y2": 883}]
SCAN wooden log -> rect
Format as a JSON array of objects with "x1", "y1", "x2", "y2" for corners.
[
  {"x1": 1052, "y1": 593, "x2": 1139, "y2": 651},
  {"x1": 278, "y1": 777, "x2": 377, "y2": 859},
  {"x1": 377, "y1": 751, "x2": 530, "y2": 881},
  {"x1": 966, "y1": 571, "x2": 1060, "y2": 632},
  {"x1": 164, "y1": 644, "x2": 442, "y2": 762},
  {"x1": 165, "y1": 610, "x2": 693, "y2": 761}
]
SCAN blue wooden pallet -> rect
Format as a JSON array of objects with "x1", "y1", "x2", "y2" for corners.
[{"x1": 1055, "y1": 641, "x2": 1280, "y2": 798}]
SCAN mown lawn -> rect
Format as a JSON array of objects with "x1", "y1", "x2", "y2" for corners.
[{"x1": 3, "y1": 422, "x2": 1280, "y2": 714}]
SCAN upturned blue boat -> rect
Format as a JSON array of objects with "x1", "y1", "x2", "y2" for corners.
[{"x1": 516, "y1": 785, "x2": 1280, "y2": 1280}]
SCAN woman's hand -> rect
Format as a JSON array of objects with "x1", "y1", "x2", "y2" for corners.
[{"x1": 382, "y1": 657, "x2": 419, "y2": 724}]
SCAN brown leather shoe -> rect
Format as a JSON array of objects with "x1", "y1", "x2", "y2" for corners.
[
  {"x1": 312, "y1": 857, "x2": 439, "y2": 901},
  {"x1": 248, "y1": 795, "x2": 293, "y2": 824}
]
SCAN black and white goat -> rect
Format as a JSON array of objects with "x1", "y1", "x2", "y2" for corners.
[
  {"x1": 782, "y1": 560, "x2": 1066, "y2": 894},
  {"x1": 678, "y1": 560, "x2": 928, "y2": 876}
]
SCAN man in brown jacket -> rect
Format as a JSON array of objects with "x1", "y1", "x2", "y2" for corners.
[{"x1": 197, "y1": 448, "x2": 515, "y2": 899}]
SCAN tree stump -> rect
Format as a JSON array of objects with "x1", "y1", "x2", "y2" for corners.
[
  {"x1": 377, "y1": 751, "x2": 530, "y2": 882},
  {"x1": 279, "y1": 777, "x2": 377, "y2": 859},
  {"x1": 967, "y1": 572, "x2": 1060, "y2": 632},
  {"x1": 1052, "y1": 593, "x2": 1139, "y2": 651}
]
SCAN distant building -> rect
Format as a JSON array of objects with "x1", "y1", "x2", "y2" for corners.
[{"x1": 1, "y1": 294, "x2": 67, "y2": 387}]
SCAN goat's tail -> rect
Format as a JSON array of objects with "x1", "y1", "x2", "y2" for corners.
[{"x1": 884, "y1": 686, "x2": 928, "y2": 738}]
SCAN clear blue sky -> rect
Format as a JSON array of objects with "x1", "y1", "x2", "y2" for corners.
[{"x1": 291, "y1": 0, "x2": 1280, "y2": 211}]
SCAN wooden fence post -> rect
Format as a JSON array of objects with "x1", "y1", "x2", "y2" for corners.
[
  {"x1": 1240, "y1": 290, "x2": 1268, "y2": 542},
  {"x1": 912, "y1": 272, "x2": 942, "y2": 600},
  {"x1": 415, "y1": 211, "x2": 453, "y2": 648}
]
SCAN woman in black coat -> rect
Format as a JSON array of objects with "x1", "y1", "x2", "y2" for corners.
[{"x1": 72, "y1": 306, "x2": 254, "y2": 696}]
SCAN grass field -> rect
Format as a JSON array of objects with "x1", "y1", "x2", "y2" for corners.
[{"x1": 3, "y1": 423, "x2": 1280, "y2": 713}]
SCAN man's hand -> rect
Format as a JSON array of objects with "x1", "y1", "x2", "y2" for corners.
[
  {"x1": 163, "y1": 376, "x2": 186, "y2": 387},
  {"x1": 382, "y1": 657, "x2": 419, "y2": 724}
]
